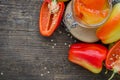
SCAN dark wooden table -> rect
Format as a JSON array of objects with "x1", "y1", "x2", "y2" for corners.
[{"x1": 0, "y1": 0, "x2": 120, "y2": 80}]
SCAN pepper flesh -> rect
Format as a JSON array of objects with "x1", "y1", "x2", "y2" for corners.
[
  {"x1": 68, "y1": 43, "x2": 108, "y2": 73},
  {"x1": 45, "y1": 0, "x2": 52, "y2": 3},
  {"x1": 96, "y1": 3, "x2": 120, "y2": 44}
]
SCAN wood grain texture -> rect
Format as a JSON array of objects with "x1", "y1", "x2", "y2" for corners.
[{"x1": 0, "y1": 0, "x2": 120, "y2": 80}]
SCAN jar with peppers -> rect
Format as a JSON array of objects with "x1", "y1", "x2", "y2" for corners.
[{"x1": 63, "y1": 0, "x2": 112, "y2": 42}]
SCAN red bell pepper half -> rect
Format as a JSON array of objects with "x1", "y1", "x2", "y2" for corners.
[
  {"x1": 105, "y1": 40, "x2": 120, "y2": 80},
  {"x1": 39, "y1": 0, "x2": 65, "y2": 36},
  {"x1": 68, "y1": 43, "x2": 108, "y2": 73}
]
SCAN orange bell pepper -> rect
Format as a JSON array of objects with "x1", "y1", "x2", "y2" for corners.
[
  {"x1": 39, "y1": 0, "x2": 65, "y2": 36},
  {"x1": 96, "y1": 3, "x2": 120, "y2": 44}
]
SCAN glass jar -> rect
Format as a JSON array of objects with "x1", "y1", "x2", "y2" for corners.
[{"x1": 63, "y1": 0, "x2": 112, "y2": 42}]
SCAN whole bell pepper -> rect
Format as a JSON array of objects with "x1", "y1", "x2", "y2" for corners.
[
  {"x1": 105, "y1": 40, "x2": 120, "y2": 80},
  {"x1": 68, "y1": 43, "x2": 108, "y2": 73},
  {"x1": 39, "y1": 0, "x2": 65, "y2": 36},
  {"x1": 96, "y1": 3, "x2": 120, "y2": 44}
]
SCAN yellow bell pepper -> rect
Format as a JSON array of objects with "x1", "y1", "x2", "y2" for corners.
[{"x1": 96, "y1": 3, "x2": 120, "y2": 44}]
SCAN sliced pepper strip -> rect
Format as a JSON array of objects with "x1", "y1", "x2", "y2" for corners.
[{"x1": 79, "y1": 0, "x2": 107, "y2": 10}]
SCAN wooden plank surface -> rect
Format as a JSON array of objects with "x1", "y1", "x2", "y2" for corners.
[{"x1": 0, "y1": 0, "x2": 120, "y2": 80}]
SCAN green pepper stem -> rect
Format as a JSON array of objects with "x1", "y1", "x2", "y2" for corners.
[
  {"x1": 105, "y1": 69, "x2": 108, "y2": 74},
  {"x1": 108, "y1": 72, "x2": 116, "y2": 80},
  {"x1": 52, "y1": 0, "x2": 57, "y2": 5},
  {"x1": 108, "y1": 70, "x2": 117, "y2": 80},
  {"x1": 52, "y1": 0, "x2": 57, "y2": 3}
]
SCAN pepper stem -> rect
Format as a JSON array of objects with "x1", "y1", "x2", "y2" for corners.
[
  {"x1": 52, "y1": 0, "x2": 57, "y2": 3},
  {"x1": 108, "y1": 71, "x2": 116, "y2": 80},
  {"x1": 48, "y1": 0, "x2": 59, "y2": 14},
  {"x1": 105, "y1": 69, "x2": 108, "y2": 74},
  {"x1": 108, "y1": 59, "x2": 120, "y2": 80},
  {"x1": 108, "y1": 70, "x2": 117, "y2": 80},
  {"x1": 52, "y1": 0, "x2": 57, "y2": 5}
]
